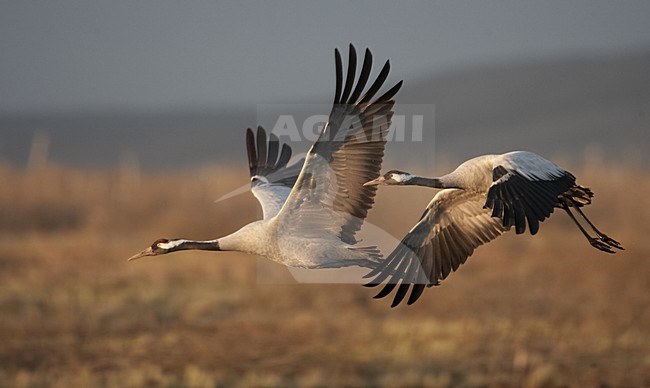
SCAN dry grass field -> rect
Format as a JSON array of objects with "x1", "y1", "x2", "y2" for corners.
[{"x1": 0, "y1": 160, "x2": 648, "y2": 387}]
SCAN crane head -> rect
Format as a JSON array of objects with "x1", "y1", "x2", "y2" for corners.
[
  {"x1": 128, "y1": 238, "x2": 173, "y2": 261},
  {"x1": 364, "y1": 170, "x2": 413, "y2": 186}
]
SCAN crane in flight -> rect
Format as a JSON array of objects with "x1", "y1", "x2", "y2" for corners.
[
  {"x1": 129, "y1": 45, "x2": 402, "y2": 271},
  {"x1": 363, "y1": 152, "x2": 624, "y2": 306}
]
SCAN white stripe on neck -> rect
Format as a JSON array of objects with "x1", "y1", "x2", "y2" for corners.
[
  {"x1": 158, "y1": 240, "x2": 187, "y2": 250},
  {"x1": 393, "y1": 173, "x2": 413, "y2": 183}
]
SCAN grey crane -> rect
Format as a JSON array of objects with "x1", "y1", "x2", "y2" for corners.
[
  {"x1": 129, "y1": 45, "x2": 402, "y2": 272},
  {"x1": 363, "y1": 151, "x2": 623, "y2": 307}
]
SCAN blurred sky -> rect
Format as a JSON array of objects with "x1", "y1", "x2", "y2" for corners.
[{"x1": 2, "y1": 1, "x2": 650, "y2": 115}]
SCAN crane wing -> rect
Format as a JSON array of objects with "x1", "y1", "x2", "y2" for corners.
[
  {"x1": 247, "y1": 126, "x2": 305, "y2": 220},
  {"x1": 364, "y1": 190, "x2": 508, "y2": 307},
  {"x1": 484, "y1": 151, "x2": 575, "y2": 235},
  {"x1": 275, "y1": 44, "x2": 402, "y2": 244}
]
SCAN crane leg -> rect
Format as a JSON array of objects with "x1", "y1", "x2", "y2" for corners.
[
  {"x1": 561, "y1": 203, "x2": 615, "y2": 253},
  {"x1": 572, "y1": 205, "x2": 623, "y2": 250}
]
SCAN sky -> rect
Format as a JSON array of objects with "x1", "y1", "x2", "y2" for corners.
[{"x1": 2, "y1": 1, "x2": 650, "y2": 115}]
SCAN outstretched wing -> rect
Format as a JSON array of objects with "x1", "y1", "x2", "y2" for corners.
[
  {"x1": 276, "y1": 44, "x2": 402, "y2": 245},
  {"x1": 364, "y1": 190, "x2": 507, "y2": 307},
  {"x1": 247, "y1": 126, "x2": 304, "y2": 219},
  {"x1": 484, "y1": 151, "x2": 575, "y2": 235}
]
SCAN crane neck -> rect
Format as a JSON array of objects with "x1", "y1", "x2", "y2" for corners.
[{"x1": 406, "y1": 176, "x2": 446, "y2": 188}]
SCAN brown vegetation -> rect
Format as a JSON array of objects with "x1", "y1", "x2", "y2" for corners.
[{"x1": 0, "y1": 161, "x2": 648, "y2": 387}]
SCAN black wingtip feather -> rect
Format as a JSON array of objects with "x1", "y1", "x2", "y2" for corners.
[
  {"x1": 339, "y1": 45, "x2": 357, "y2": 104},
  {"x1": 334, "y1": 48, "x2": 342, "y2": 104},
  {"x1": 407, "y1": 283, "x2": 426, "y2": 305},
  {"x1": 347, "y1": 48, "x2": 372, "y2": 104},
  {"x1": 528, "y1": 217, "x2": 540, "y2": 235},
  {"x1": 256, "y1": 126, "x2": 267, "y2": 170},
  {"x1": 391, "y1": 283, "x2": 411, "y2": 307},
  {"x1": 267, "y1": 133, "x2": 280, "y2": 167},
  {"x1": 374, "y1": 282, "x2": 397, "y2": 299},
  {"x1": 276, "y1": 143, "x2": 292, "y2": 169},
  {"x1": 359, "y1": 60, "x2": 391, "y2": 105},
  {"x1": 375, "y1": 79, "x2": 403, "y2": 104},
  {"x1": 246, "y1": 128, "x2": 257, "y2": 176}
]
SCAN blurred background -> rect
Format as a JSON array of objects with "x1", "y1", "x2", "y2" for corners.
[{"x1": 1, "y1": 1, "x2": 649, "y2": 386}]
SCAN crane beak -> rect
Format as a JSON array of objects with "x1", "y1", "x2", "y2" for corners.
[
  {"x1": 363, "y1": 177, "x2": 386, "y2": 186},
  {"x1": 128, "y1": 246, "x2": 155, "y2": 262}
]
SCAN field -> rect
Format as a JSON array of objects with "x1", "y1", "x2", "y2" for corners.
[{"x1": 0, "y1": 160, "x2": 648, "y2": 387}]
